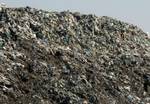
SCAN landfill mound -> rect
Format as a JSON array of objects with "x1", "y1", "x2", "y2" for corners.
[{"x1": 0, "y1": 7, "x2": 150, "y2": 104}]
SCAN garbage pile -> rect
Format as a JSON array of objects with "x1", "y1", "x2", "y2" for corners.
[{"x1": 0, "y1": 7, "x2": 150, "y2": 104}]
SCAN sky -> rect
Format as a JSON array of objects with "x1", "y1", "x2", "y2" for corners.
[{"x1": 0, "y1": 0, "x2": 149, "y2": 32}]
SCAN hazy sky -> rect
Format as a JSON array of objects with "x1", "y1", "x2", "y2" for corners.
[{"x1": 1, "y1": 0, "x2": 149, "y2": 32}]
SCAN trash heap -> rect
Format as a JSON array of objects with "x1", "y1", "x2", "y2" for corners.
[{"x1": 0, "y1": 7, "x2": 150, "y2": 104}]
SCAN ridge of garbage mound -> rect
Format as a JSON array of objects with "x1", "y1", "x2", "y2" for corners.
[{"x1": 0, "y1": 7, "x2": 150, "y2": 104}]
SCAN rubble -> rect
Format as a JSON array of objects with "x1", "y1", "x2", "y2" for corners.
[{"x1": 0, "y1": 7, "x2": 150, "y2": 104}]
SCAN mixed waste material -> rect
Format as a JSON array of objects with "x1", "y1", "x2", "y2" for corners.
[{"x1": 0, "y1": 6, "x2": 150, "y2": 104}]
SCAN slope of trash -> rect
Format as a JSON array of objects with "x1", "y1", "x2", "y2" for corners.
[{"x1": 0, "y1": 7, "x2": 150, "y2": 104}]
